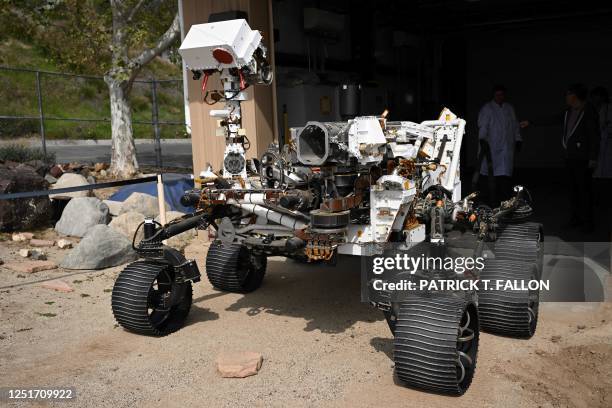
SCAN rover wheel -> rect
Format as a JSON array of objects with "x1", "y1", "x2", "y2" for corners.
[
  {"x1": 478, "y1": 259, "x2": 539, "y2": 338},
  {"x1": 111, "y1": 261, "x2": 192, "y2": 336},
  {"x1": 205, "y1": 241, "x2": 266, "y2": 293},
  {"x1": 394, "y1": 296, "x2": 479, "y2": 395},
  {"x1": 495, "y1": 222, "x2": 543, "y2": 278}
]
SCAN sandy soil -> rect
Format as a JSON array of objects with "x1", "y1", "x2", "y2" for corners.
[{"x1": 0, "y1": 233, "x2": 610, "y2": 408}]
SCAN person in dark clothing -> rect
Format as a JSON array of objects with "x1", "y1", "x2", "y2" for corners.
[{"x1": 523, "y1": 84, "x2": 600, "y2": 231}]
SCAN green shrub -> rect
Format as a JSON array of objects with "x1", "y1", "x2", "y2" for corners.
[
  {"x1": 0, "y1": 118, "x2": 40, "y2": 138},
  {"x1": 0, "y1": 144, "x2": 55, "y2": 163}
]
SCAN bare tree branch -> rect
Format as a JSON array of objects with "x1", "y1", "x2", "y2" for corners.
[
  {"x1": 129, "y1": 12, "x2": 180, "y2": 76},
  {"x1": 126, "y1": 0, "x2": 148, "y2": 23}
]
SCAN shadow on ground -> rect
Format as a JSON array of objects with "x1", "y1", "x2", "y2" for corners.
[{"x1": 223, "y1": 255, "x2": 384, "y2": 334}]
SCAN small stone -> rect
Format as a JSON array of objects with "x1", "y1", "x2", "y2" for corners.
[
  {"x1": 577, "y1": 324, "x2": 586, "y2": 330},
  {"x1": 44, "y1": 174, "x2": 58, "y2": 184},
  {"x1": 30, "y1": 239, "x2": 55, "y2": 247},
  {"x1": 551, "y1": 335, "x2": 562, "y2": 343},
  {"x1": 0, "y1": 258, "x2": 3, "y2": 265},
  {"x1": 19, "y1": 249, "x2": 31, "y2": 258},
  {"x1": 56, "y1": 239, "x2": 73, "y2": 249},
  {"x1": 30, "y1": 249, "x2": 47, "y2": 261},
  {"x1": 41, "y1": 280, "x2": 73, "y2": 293},
  {"x1": 216, "y1": 351, "x2": 263, "y2": 378},
  {"x1": 535, "y1": 349, "x2": 546, "y2": 356},
  {"x1": 100, "y1": 169, "x2": 107, "y2": 177},
  {"x1": 6, "y1": 260, "x2": 57, "y2": 273},
  {"x1": 12, "y1": 232, "x2": 34, "y2": 242},
  {"x1": 94, "y1": 162, "x2": 109, "y2": 172},
  {"x1": 49, "y1": 165, "x2": 64, "y2": 178}
]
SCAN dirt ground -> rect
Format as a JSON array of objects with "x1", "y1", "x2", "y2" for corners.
[{"x1": 0, "y1": 232, "x2": 610, "y2": 408}]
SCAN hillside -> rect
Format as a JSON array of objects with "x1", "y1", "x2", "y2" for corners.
[{"x1": 0, "y1": 39, "x2": 188, "y2": 140}]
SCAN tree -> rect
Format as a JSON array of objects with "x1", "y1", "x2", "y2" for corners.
[
  {"x1": 0, "y1": 0, "x2": 181, "y2": 177},
  {"x1": 105, "y1": 0, "x2": 180, "y2": 177}
]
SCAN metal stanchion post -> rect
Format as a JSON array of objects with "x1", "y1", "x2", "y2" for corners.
[
  {"x1": 151, "y1": 79, "x2": 163, "y2": 170},
  {"x1": 35, "y1": 71, "x2": 47, "y2": 159}
]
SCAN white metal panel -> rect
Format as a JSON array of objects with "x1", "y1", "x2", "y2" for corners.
[{"x1": 179, "y1": 19, "x2": 262, "y2": 70}]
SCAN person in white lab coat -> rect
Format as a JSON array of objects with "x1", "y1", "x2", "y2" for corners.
[{"x1": 477, "y1": 85, "x2": 525, "y2": 204}]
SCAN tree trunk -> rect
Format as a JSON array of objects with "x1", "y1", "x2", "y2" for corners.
[{"x1": 107, "y1": 78, "x2": 139, "y2": 178}]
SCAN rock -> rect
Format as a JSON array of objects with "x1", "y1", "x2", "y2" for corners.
[
  {"x1": 56, "y1": 239, "x2": 73, "y2": 249},
  {"x1": 103, "y1": 200, "x2": 123, "y2": 216},
  {"x1": 577, "y1": 324, "x2": 586, "y2": 330},
  {"x1": 50, "y1": 173, "x2": 90, "y2": 199},
  {"x1": 100, "y1": 169, "x2": 107, "y2": 177},
  {"x1": 94, "y1": 162, "x2": 109, "y2": 172},
  {"x1": 155, "y1": 211, "x2": 195, "y2": 250},
  {"x1": 12, "y1": 232, "x2": 34, "y2": 242},
  {"x1": 86, "y1": 175, "x2": 96, "y2": 185},
  {"x1": 44, "y1": 174, "x2": 57, "y2": 184},
  {"x1": 119, "y1": 192, "x2": 169, "y2": 218},
  {"x1": 109, "y1": 211, "x2": 146, "y2": 242},
  {"x1": 216, "y1": 351, "x2": 263, "y2": 378},
  {"x1": 18, "y1": 248, "x2": 30, "y2": 258},
  {"x1": 30, "y1": 249, "x2": 47, "y2": 260},
  {"x1": 551, "y1": 335, "x2": 562, "y2": 343},
  {"x1": 55, "y1": 197, "x2": 110, "y2": 237},
  {"x1": 6, "y1": 260, "x2": 57, "y2": 273},
  {"x1": 0, "y1": 258, "x2": 3, "y2": 265},
  {"x1": 49, "y1": 165, "x2": 64, "y2": 178},
  {"x1": 0, "y1": 162, "x2": 51, "y2": 231},
  {"x1": 30, "y1": 239, "x2": 55, "y2": 247},
  {"x1": 41, "y1": 280, "x2": 73, "y2": 293},
  {"x1": 60, "y1": 224, "x2": 138, "y2": 270},
  {"x1": 25, "y1": 160, "x2": 48, "y2": 177}
]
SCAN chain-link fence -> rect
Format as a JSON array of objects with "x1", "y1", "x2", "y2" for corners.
[{"x1": 0, "y1": 66, "x2": 190, "y2": 168}]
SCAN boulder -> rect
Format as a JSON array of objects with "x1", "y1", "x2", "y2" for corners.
[
  {"x1": 119, "y1": 192, "x2": 169, "y2": 218},
  {"x1": 60, "y1": 224, "x2": 138, "y2": 269},
  {"x1": 50, "y1": 173, "x2": 90, "y2": 199},
  {"x1": 109, "y1": 211, "x2": 146, "y2": 243},
  {"x1": 155, "y1": 211, "x2": 196, "y2": 250},
  {"x1": 0, "y1": 162, "x2": 51, "y2": 232},
  {"x1": 216, "y1": 351, "x2": 263, "y2": 378},
  {"x1": 103, "y1": 200, "x2": 123, "y2": 216},
  {"x1": 55, "y1": 197, "x2": 110, "y2": 237},
  {"x1": 25, "y1": 160, "x2": 48, "y2": 177}
]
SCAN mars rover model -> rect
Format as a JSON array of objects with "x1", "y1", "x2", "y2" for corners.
[{"x1": 111, "y1": 19, "x2": 543, "y2": 395}]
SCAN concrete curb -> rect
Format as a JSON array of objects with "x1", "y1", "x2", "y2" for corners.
[
  {"x1": 1, "y1": 138, "x2": 192, "y2": 147},
  {"x1": 47, "y1": 139, "x2": 193, "y2": 146}
]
